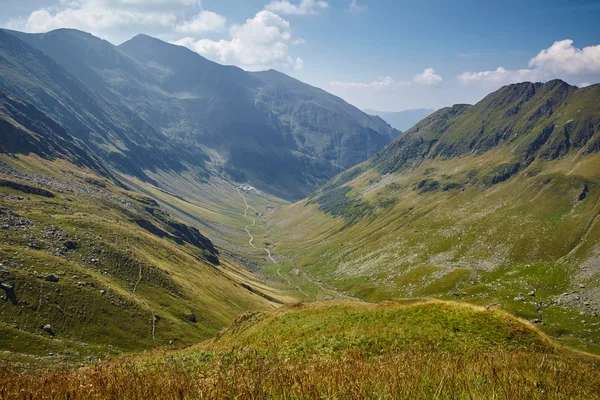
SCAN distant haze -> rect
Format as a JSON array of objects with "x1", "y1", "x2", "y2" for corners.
[{"x1": 363, "y1": 108, "x2": 435, "y2": 133}]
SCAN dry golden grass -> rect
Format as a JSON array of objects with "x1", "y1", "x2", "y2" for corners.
[
  {"x1": 2, "y1": 300, "x2": 600, "y2": 399},
  {"x1": 1, "y1": 349, "x2": 599, "y2": 399}
]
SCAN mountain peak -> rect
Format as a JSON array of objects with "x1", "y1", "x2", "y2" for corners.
[{"x1": 123, "y1": 33, "x2": 160, "y2": 44}]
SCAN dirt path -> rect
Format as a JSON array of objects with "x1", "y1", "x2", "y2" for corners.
[
  {"x1": 131, "y1": 252, "x2": 156, "y2": 344},
  {"x1": 237, "y1": 188, "x2": 308, "y2": 299}
]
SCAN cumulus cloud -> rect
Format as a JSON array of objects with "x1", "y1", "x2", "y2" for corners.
[
  {"x1": 458, "y1": 40, "x2": 600, "y2": 88},
  {"x1": 265, "y1": 0, "x2": 329, "y2": 16},
  {"x1": 457, "y1": 67, "x2": 544, "y2": 87},
  {"x1": 173, "y1": 10, "x2": 304, "y2": 71},
  {"x1": 331, "y1": 76, "x2": 410, "y2": 89},
  {"x1": 413, "y1": 68, "x2": 443, "y2": 85},
  {"x1": 347, "y1": 0, "x2": 368, "y2": 13},
  {"x1": 529, "y1": 39, "x2": 600, "y2": 75},
  {"x1": 175, "y1": 10, "x2": 226, "y2": 34},
  {"x1": 5, "y1": 0, "x2": 223, "y2": 42}
]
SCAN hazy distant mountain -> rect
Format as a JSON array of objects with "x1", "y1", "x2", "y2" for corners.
[
  {"x1": 0, "y1": 88, "x2": 109, "y2": 177},
  {"x1": 364, "y1": 108, "x2": 435, "y2": 133},
  {"x1": 7, "y1": 29, "x2": 399, "y2": 199},
  {"x1": 0, "y1": 29, "x2": 203, "y2": 181}
]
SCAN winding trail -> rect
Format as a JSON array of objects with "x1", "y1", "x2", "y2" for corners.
[
  {"x1": 237, "y1": 188, "x2": 308, "y2": 299},
  {"x1": 131, "y1": 255, "x2": 156, "y2": 344}
]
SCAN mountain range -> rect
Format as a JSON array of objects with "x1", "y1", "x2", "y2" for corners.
[
  {"x1": 270, "y1": 79, "x2": 600, "y2": 352},
  {"x1": 0, "y1": 26, "x2": 599, "y2": 377},
  {"x1": 364, "y1": 108, "x2": 435, "y2": 132},
  {"x1": 3, "y1": 28, "x2": 398, "y2": 199}
]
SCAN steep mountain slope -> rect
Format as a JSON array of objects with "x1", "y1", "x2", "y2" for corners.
[
  {"x1": 0, "y1": 92, "x2": 289, "y2": 365},
  {"x1": 8, "y1": 29, "x2": 398, "y2": 199},
  {"x1": 0, "y1": 88, "x2": 108, "y2": 177},
  {"x1": 269, "y1": 80, "x2": 600, "y2": 352},
  {"x1": 364, "y1": 108, "x2": 435, "y2": 133},
  {"x1": 373, "y1": 80, "x2": 599, "y2": 175},
  {"x1": 0, "y1": 30, "x2": 203, "y2": 181}
]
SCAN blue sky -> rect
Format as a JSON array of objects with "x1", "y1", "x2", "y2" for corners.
[{"x1": 2, "y1": 0, "x2": 599, "y2": 111}]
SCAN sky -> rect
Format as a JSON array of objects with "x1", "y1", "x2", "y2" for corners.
[{"x1": 2, "y1": 0, "x2": 600, "y2": 112}]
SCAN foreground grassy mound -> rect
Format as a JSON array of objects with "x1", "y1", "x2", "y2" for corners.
[{"x1": 2, "y1": 300, "x2": 599, "y2": 399}]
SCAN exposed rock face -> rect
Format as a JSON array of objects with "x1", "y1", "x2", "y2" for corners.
[
  {"x1": 372, "y1": 81, "x2": 600, "y2": 181},
  {"x1": 4, "y1": 29, "x2": 398, "y2": 199}
]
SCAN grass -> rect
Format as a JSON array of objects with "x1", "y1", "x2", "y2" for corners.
[
  {"x1": 0, "y1": 154, "x2": 288, "y2": 365},
  {"x1": 268, "y1": 151, "x2": 600, "y2": 353},
  {"x1": 2, "y1": 300, "x2": 599, "y2": 399},
  {"x1": 117, "y1": 168, "x2": 343, "y2": 303}
]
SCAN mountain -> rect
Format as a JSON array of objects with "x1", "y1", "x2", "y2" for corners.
[
  {"x1": 269, "y1": 80, "x2": 600, "y2": 352},
  {"x1": 0, "y1": 30, "x2": 203, "y2": 181},
  {"x1": 0, "y1": 88, "x2": 109, "y2": 177},
  {"x1": 364, "y1": 108, "x2": 435, "y2": 133},
  {"x1": 0, "y1": 89, "x2": 285, "y2": 361},
  {"x1": 7, "y1": 29, "x2": 399, "y2": 199}
]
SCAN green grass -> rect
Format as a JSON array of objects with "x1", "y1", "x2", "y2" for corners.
[
  {"x1": 0, "y1": 155, "x2": 286, "y2": 365},
  {"x1": 211, "y1": 300, "x2": 554, "y2": 354},
  {"x1": 3, "y1": 300, "x2": 599, "y2": 399},
  {"x1": 268, "y1": 151, "x2": 600, "y2": 353}
]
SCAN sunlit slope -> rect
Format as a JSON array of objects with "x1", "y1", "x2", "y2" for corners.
[
  {"x1": 4, "y1": 300, "x2": 600, "y2": 399},
  {"x1": 269, "y1": 81, "x2": 600, "y2": 352},
  {"x1": 0, "y1": 153, "x2": 287, "y2": 366}
]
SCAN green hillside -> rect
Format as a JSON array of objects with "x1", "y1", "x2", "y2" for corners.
[
  {"x1": 3, "y1": 300, "x2": 599, "y2": 399},
  {"x1": 268, "y1": 81, "x2": 600, "y2": 353},
  {"x1": 0, "y1": 91, "x2": 298, "y2": 365}
]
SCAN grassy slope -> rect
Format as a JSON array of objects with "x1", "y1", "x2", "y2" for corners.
[
  {"x1": 116, "y1": 169, "x2": 346, "y2": 303},
  {"x1": 270, "y1": 152, "x2": 600, "y2": 353},
  {"x1": 3, "y1": 300, "x2": 599, "y2": 399},
  {"x1": 0, "y1": 154, "x2": 288, "y2": 366},
  {"x1": 268, "y1": 84, "x2": 600, "y2": 354}
]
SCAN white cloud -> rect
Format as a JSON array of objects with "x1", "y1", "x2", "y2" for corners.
[
  {"x1": 4, "y1": 0, "x2": 222, "y2": 42},
  {"x1": 18, "y1": 7, "x2": 175, "y2": 37},
  {"x1": 175, "y1": 10, "x2": 226, "y2": 34},
  {"x1": 457, "y1": 67, "x2": 544, "y2": 87},
  {"x1": 458, "y1": 40, "x2": 600, "y2": 88},
  {"x1": 173, "y1": 10, "x2": 304, "y2": 71},
  {"x1": 331, "y1": 76, "x2": 410, "y2": 89},
  {"x1": 347, "y1": 0, "x2": 368, "y2": 12},
  {"x1": 529, "y1": 40, "x2": 600, "y2": 75},
  {"x1": 265, "y1": 0, "x2": 329, "y2": 16},
  {"x1": 580, "y1": 82, "x2": 592, "y2": 87},
  {"x1": 413, "y1": 68, "x2": 443, "y2": 85}
]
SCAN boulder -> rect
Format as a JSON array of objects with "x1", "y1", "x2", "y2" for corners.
[
  {"x1": 514, "y1": 294, "x2": 525, "y2": 301},
  {"x1": 186, "y1": 313, "x2": 197, "y2": 323},
  {"x1": 42, "y1": 324, "x2": 55, "y2": 336},
  {"x1": 63, "y1": 241, "x2": 77, "y2": 251}
]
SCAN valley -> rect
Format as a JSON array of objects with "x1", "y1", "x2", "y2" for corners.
[{"x1": 0, "y1": 17, "x2": 598, "y2": 399}]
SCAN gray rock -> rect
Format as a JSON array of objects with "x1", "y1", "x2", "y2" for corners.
[
  {"x1": 63, "y1": 241, "x2": 77, "y2": 251},
  {"x1": 186, "y1": 313, "x2": 197, "y2": 323},
  {"x1": 42, "y1": 324, "x2": 55, "y2": 336}
]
